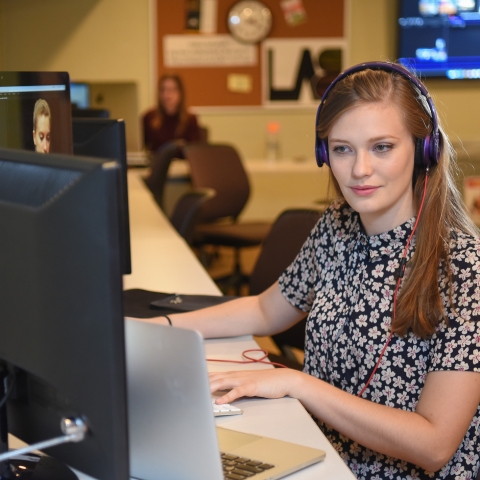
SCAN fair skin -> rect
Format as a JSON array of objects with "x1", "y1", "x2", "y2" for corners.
[
  {"x1": 33, "y1": 114, "x2": 51, "y2": 153},
  {"x1": 328, "y1": 102, "x2": 416, "y2": 235},
  {"x1": 142, "y1": 101, "x2": 480, "y2": 472},
  {"x1": 159, "y1": 78, "x2": 181, "y2": 115}
]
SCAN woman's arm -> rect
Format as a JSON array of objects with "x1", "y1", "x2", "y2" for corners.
[
  {"x1": 210, "y1": 367, "x2": 480, "y2": 472},
  {"x1": 141, "y1": 282, "x2": 306, "y2": 339}
]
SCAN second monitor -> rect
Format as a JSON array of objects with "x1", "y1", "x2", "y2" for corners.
[{"x1": 72, "y1": 118, "x2": 131, "y2": 275}]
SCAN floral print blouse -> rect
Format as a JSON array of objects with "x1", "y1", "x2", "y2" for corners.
[{"x1": 279, "y1": 200, "x2": 480, "y2": 480}]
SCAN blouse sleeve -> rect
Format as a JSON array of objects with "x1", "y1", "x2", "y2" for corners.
[
  {"x1": 278, "y1": 203, "x2": 339, "y2": 313},
  {"x1": 428, "y1": 236, "x2": 480, "y2": 373}
]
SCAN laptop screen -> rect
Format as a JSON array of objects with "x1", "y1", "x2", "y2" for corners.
[{"x1": 0, "y1": 72, "x2": 73, "y2": 154}]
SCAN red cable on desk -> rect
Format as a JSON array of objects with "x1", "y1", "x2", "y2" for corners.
[{"x1": 207, "y1": 349, "x2": 288, "y2": 369}]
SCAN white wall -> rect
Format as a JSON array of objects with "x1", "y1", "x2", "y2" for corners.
[
  {"x1": 0, "y1": 0, "x2": 156, "y2": 150},
  {"x1": 0, "y1": 0, "x2": 478, "y2": 161},
  {"x1": 193, "y1": 106, "x2": 317, "y2": 161}
]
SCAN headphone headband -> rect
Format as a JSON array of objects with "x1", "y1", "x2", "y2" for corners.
[{"x1": 315, "y1": 61, "x2": 441, "y2": 168}]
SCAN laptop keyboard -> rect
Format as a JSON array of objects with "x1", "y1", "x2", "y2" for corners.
[{"x1": 221, "y1": 453, "x2": 274, "y2": 479}]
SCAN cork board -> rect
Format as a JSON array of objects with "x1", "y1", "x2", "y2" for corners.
[{"x1": 157, "y1": 0, "x2": 344, "y2": 106}]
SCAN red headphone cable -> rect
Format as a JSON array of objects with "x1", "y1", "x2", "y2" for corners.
[{"x1": 357, "y1": 168, "x2": 430, "y2": 397}]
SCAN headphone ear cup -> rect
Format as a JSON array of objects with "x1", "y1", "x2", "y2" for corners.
[
  {"x1": 316, "y1": 138, "x2": 329, "y2": 167},
  {"x1": 414, "y1": 138, "x2": 425, "y2": 168}
]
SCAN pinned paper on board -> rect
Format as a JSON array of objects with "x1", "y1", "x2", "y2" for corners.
[
  {"x1": 164, "y1": 35, "x2": 256, "y2": 67},
  {"x1": 184, "y1": 0, "x2": 218, "y2": 33},
  {"x1": 185, "y1": 0, "x2": 201, "y2": 31},
  {"x1": 227, "y1": 74, "x2": 253, "y2": 93},
  {"x1": 280, "y1": 0, "x2": 307, "y2": 26}
]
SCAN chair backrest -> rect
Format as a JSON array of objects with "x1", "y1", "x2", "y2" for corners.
[
  {"x1": 183, "y1": 143, "x2": 250, "y2": 223},
  {"x1": 143, "y1": 142, "x2": 185, "y2": 211},
  {"x1": 249, "y1": 208, "x2": 324, "y2": 295},
  {"x1": 249, "y1": 208, "x2": 324, "y2": 354},
  {"x1": 169, "y1": 188, "x2": 216, "y2": 245}
]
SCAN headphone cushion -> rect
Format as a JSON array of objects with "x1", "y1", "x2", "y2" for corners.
[
  {"x1": 316, "y1": 139, "x2": 329, "y2": 167},
  {"x1": 414, "y1": 138, "x2": 425, "y2": 168}
]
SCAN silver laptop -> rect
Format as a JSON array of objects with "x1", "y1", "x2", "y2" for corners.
[{"x1": 125, "y1": 319, "x2": 325, "y2": 480}]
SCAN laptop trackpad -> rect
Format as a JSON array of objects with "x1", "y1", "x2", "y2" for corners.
[{"x1": 217, "y1": 426, "x2": 262, "y2": 451}]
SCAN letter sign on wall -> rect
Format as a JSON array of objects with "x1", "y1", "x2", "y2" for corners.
[{"x1": 262, "y1": 38, "x2": 346, "y2": 106}]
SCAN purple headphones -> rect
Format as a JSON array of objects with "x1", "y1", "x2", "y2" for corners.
[{"x1": 315, "y1": 61, "x2": 441, "y2": 168}]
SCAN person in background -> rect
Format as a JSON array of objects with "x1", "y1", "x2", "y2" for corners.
[
  {"x1": 33, "y1": 99, "x2": 51, "y2": 154},
  {"x1": 142, "y1": 74, "x2": 200, "y2": 152},
  {"x1": 144, "y1": 62, "x2": 480, "y2": 479}
]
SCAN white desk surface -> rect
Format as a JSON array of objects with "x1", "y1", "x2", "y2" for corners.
[
  {"x1": 11, "y1": 170, "x2": 354, "y2": 480},
  {"x1": 123, "y1": 170, "x2": 354, "y2": 479},
  {"x1": 123, "y1": 170, "x2": 220, "y2": 296}
]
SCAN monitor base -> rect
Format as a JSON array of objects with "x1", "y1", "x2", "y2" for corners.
[{"x1": 1, "y1": 453, "x2": 78, "y2": 480}]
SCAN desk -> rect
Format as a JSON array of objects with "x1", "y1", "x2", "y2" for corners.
[
  {"x1": 124, "y1": 170, "x2": 354, "y2": 479},
  {"x1": 11, "y1": 170, "x2": 354, "y2": 480},
  {"x1": 123, "y1": 170, "x2": 220, "y2": 295}
]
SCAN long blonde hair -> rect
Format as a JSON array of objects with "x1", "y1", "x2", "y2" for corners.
[{"x1": 317, "y1": 67, "x2": 478, "y2": 338}]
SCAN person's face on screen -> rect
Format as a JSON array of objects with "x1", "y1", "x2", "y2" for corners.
[
  {"x1": 329, "y1": 102, "x2": 415, "y2": 235},
  {"x1": 33, "y1": 114, "x2": 51, "y2": 153},
  {"x1": 159, "y1": 78, "x2": 181, "y2": 115}
]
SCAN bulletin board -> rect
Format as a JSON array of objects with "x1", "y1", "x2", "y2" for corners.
[{"x1": 157, "y1": 0, "x2": 344, "y2": 107}]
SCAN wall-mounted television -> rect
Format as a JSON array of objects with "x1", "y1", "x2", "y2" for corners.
[{"x1": 398, "y1": 0, "x2": 480, "y2": 79}]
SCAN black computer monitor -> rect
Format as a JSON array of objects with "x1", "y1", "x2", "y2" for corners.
[
  {"x1": 0, "y1": 147, "x2": 129, "y2": 480},
  {"x1": 70, "y1": 82, "x2": 90, "y2": 109},
  {"x1": 71, "y1": 108, "x2": 110, "y2": 119},
  {"x1": 72, "y1": 118, "x2": 131, "y2": 275},
  {"x1": 0, "y1": 72, "x2": 73, "y2": 154}
]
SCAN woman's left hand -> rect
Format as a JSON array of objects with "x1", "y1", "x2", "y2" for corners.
[{"x1": 209, "y1": 368, "x2": 304, "y2": 404}]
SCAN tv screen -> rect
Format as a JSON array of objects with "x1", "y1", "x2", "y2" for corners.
[{"x1": 398, "y1": 0, "x2": 480, "y2": 79}]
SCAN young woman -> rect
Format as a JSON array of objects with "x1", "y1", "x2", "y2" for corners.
[
  {"x1": 32, "y1": 98, "x2": 51, "y2": 154},
  {"x1": 142, "y1": 74, "x2": 200, "y2": 152},
  {"x1": 145, "y1": 62, "x2": 480, "y2": 479}
]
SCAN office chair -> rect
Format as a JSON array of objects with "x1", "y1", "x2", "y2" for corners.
[
  {"x1": 183, "y1": 143, "x2": 271, "y2": 293},
  {"x1": 198, "y1": 125, "x2": 209, "y2": 143},
  {"x1": 249, "y1": 208, "x2": 324, "y2": 366},
  {"x1": 169, "y1": 188, "x2": 215, "y2": 246},
  {"x1": 143, "y1": 142, "x2": 185, "y2": 212}
]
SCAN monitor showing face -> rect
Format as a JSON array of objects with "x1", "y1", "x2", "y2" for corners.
[{"x1": 0, "y1": 72, "x2": 72, "y2": 154}]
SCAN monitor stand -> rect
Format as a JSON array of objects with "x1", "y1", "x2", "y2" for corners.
[{"x1": 0, "y1": 372, "x2": 78, "y2": 480}]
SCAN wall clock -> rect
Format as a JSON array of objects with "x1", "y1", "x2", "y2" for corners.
[{"x1": 227, "y1": 1, "x2": 273, "y2": 44}]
